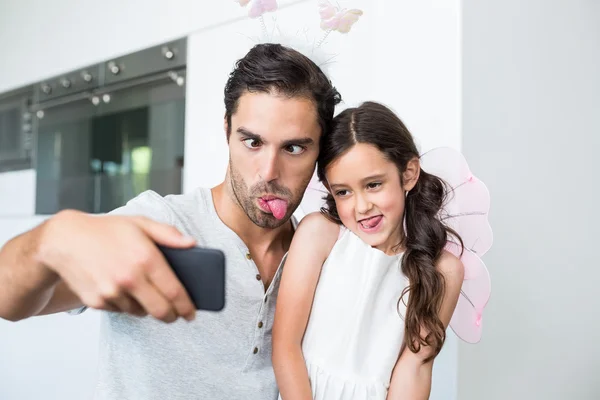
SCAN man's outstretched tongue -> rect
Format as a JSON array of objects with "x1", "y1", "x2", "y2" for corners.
[{"x1": 265, "y1": 199, "x2": 288, "y2": 220}]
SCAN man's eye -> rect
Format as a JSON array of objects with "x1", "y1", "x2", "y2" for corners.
[
  {"x1": 242, "y1": 138, "x2": 261, "y2": 148},
  {"x1": 285, "y1": 145, "x2": 306, "y2": 155}
]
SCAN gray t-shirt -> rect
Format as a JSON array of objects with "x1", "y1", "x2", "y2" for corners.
[{"x1": 74, "y1": 188, "x2": 292, "y2": 399}]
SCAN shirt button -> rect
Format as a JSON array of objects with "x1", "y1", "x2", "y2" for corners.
[
  {"x1": 253, "y1": 347, "x2": 259, "y2": 354},
  {"x1": 256, "y1": 274, "x2": 261, "y2": 281},
  {"x1": 246, "y1": 252, "x2": 252, "y2": 260},
  {"x1": 258, "y1": 321, "x2": 263, "y2": 328}
]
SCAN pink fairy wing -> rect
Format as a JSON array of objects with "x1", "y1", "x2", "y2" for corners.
[
  {"x1": 420, "y1": 147, "x2": 493, "y2": 256},
  {"x1": 445, "y1": 242, "x2": 491, "y2": 343},
  {"x1": 335, "y1": 9, "x2": 363, "y2": 33},
  {"x1": 420, "y1": 147, "x2": 493, "y2": 343},
  {"x1": 445, "y1": 177, "x2": 493, "y2": 255}
]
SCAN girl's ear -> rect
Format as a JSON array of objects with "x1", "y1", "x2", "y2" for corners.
[{"x1": 402, "y1": 157, "x2": 421, "y2": 192}]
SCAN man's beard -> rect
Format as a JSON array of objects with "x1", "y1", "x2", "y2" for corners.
[{"x1": 228, "y1": 160, "x2": 310, "y2": 229}]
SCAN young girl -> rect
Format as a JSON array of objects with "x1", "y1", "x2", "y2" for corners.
[{"x1": 272, "y1": 101, "x2": 465, "y2": 400}]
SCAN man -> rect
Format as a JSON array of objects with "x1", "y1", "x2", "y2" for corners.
[{"x1": 0, "y1": 43, "x2": 341, "y2": 399}]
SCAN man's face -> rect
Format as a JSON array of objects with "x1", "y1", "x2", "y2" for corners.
[{"x1": 226, "y1": 91, "x2": 321, "y2": 229}]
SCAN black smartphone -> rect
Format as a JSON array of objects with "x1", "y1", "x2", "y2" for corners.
[{"x1": 157, "y1": 245, "x2": 226, "y2": 311}]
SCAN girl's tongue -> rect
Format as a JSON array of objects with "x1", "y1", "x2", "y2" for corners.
[{"x1": 360, "y1": 215, "x2": 382, "y2": 228}]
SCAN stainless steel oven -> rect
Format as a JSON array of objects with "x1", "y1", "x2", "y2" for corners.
[
  {"x1": 0, "y1": 87, "x2": 34, "y2": 172},
  {"x1": 30, "y1": 38, "x2": 188, "y2": 214}
]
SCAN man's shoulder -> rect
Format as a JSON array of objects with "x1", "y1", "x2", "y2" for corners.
[{"x1": 109, "y1": 188, "x2": 210, "y2": 225}]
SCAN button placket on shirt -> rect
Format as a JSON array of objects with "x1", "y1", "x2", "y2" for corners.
[{"x1": 244, "y1": 248, "x2": 267, "y2": 358}]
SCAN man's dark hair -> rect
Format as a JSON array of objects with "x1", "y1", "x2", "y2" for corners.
[{"x1": 224, "y1": 43, "x2": 341, "y2": 139}]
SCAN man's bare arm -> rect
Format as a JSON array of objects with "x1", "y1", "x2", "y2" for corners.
[{"x1": 0, "y1": 210, "x2": 198, "y2": 323}]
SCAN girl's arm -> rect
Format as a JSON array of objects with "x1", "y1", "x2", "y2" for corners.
[
  {"x1": 386, "y1": 251, "x2": 465, "y2": 400},
  {"x1": 272, "y1": 212, "x2": 340, "y2": 400}
]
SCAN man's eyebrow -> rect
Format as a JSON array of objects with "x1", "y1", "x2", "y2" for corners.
[
  {"x1": 282, "y1": 138, "x2": 314, "y2": 147},
  {"x1": 236, "y1": 127, "x2": 262, "y2": 140},
  {"x1": 237, "y1": 127, "x2": 315, "y2": 147}
]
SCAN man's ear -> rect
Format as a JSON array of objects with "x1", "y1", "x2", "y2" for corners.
[
  {"x1": 402, "y1": 157, "x2": 421, "y2": 192},
  {"x1": 224, "y1": 117, "x2": 230, "y2": 143}
]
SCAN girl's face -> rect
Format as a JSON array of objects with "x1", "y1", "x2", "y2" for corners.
[{"x1": 325, "y1": 143, "x2": 419, "y2": 255}]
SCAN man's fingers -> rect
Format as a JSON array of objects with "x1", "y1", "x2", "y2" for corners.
[
  {"x1": 132, "y1": 217, "x2": 196, "y2": 248},
  {"x1": 129, "y1": 279, "x2": 178, "y2": 323},
  {"x1": 99, "y1": 301, "x2": 120, "y2": 313},
  {"x1": 108, "y1": 296, "x2": 147, "y2": 317},
  {"x1": 147, "y1": 259, "x2": 196, "y2": 321}
]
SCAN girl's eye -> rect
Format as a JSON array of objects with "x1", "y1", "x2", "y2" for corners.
[{"x1": 366, "y1": 182, "x2": 382, "y2": 189}]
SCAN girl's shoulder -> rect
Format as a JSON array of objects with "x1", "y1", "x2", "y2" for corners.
[
  {"x1": 436, "y1": 250, "x2": 465, "y2": 286},
  {"x1": 292, "y1": 212, "x2": 341, "y2": 256}
]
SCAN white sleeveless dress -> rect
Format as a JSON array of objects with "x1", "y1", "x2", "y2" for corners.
[{"x1": 291, "y1": 227, "x2": 408, "y2": 399}]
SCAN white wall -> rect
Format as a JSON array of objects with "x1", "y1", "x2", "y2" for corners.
[
  {"x1": 459, "y1": 1, "x2": 600, "y2": 399},
  {"x1": 0, "y1": 170, "x2": 36, "y2": 216},
  {"x1": 0, "y1": 0, "x2": 462, "y2": 399}
]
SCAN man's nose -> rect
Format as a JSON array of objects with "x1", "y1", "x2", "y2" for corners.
[{"x1": 259, "y1": 148, "x2": 280, "y2": 183}]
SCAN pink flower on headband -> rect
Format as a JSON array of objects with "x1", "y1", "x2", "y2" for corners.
[
  {"x1": 318, "y1": 0, "x2": 363, "y2": 33},
  {"x1": 235, "y1": 0, "x2": 278, "y2": 19}
]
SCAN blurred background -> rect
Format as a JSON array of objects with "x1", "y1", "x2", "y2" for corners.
[{"x1": 0, "y1": 0, "x2": 598, "y2": 399}]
